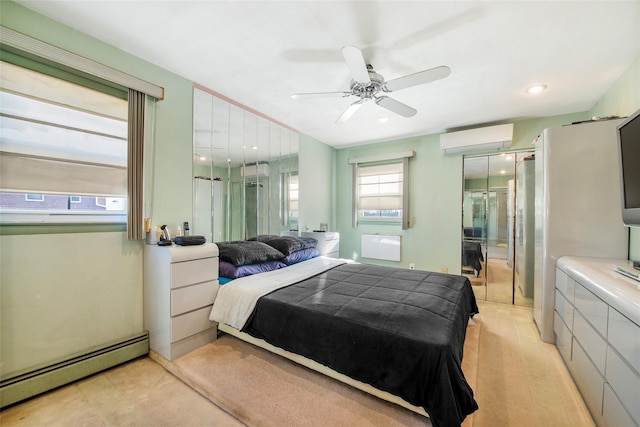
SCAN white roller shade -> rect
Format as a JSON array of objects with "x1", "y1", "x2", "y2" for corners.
[
  {"x1": 0, "y1": 152, "x2": 126, "y2": 196},
  {"x1": 0, "y1": 60, "x2": 127, "y2": 197}
]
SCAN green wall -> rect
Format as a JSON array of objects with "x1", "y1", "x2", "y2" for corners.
[
  {"x1": 333, "y1": 112, "x2": 587, "y2": 273},
  {"x1": 0, "y1": 1, "x2": 193, "y2": 377},
  {"x1": 332, "y1": 55, "x2": 640, "y2": 269},
  {"x1": 298, "y1": 134, "x2": 336, "y2": 233},
  {"x1": 588, "y1": 56, "x2": 640, "y2": 260}
]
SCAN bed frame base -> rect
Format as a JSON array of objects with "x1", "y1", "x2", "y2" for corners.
[{"x1": 217, "y1": 323, "x2": 428, "y2": 418}]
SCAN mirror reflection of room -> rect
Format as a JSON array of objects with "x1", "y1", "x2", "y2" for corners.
[
  {"x1": 462, "y1": 151, "x2": 534, "y2": 307},
  {"x1": 193, "y1": 87, "x2": 299, "y2": 243}
]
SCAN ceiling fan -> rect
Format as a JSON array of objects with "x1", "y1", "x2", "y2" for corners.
[{"x1": 292, "y1": 46, "x2": 451, "y2": 124}]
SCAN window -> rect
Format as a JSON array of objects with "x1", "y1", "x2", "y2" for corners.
[
  {"x1": 24, "y1": 194, "x2": 44, "y2": 202},
  {"x1": 356, "y1": 162, "x2": 404, "y2": 222},
  {"x1": 282, "y1": 173, "x2": 298, "y2": 230},
  {"x1": 0, "y1": 61, "x2": 128, "y2": 223}
]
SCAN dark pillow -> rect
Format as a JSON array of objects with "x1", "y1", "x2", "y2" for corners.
[
  {"x1": 283, "y1": 247, "x2": 319, "y2": 265},
  {"x1": 248, "y1": 235, "x2": 279, "y2": 242},
  {"x1": 216, "y1": 240, "x2": 285, "y2": 266},
  {"x1": 249, "y1": 235, "x2": 317, "y2": 256},
  {"x1": 218, "y1": 260, "x2": 286, "y2": 278}
]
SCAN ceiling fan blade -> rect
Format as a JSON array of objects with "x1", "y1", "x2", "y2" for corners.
[
  {"x1": 384, "y1": 66, "x2": 451, "y2": 92},
  {"x1": 291, "y1": 91, "x2": 351, "y2": 99},
  {"x1": 341, "y1": 45, "x2": 371, "y2": 84},
  {"x1": 375, "y1": 96, "x2": 417, "y2": 118},
  {"x1": 336, "y1": 100, "x2": 363, "y2": 124}
]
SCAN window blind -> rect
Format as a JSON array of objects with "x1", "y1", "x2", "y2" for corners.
[
  {"x1": 351, "y1": 151, "x2": 413, "y2": 229},
  {"x1": 357, "y1": 163, "x2": 403, "y2": 210},
  {"x1": 0, "y1": 61, "x2": 128, "y2": 197}
]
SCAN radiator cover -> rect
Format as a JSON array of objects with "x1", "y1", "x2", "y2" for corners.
[{"x1": 0, "y1": 332, "x2": 149, "y2": 408}]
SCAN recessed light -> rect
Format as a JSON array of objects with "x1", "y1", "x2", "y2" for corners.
[{"x1": 526, "y1": 84, "x2": 547, "y2": 94}]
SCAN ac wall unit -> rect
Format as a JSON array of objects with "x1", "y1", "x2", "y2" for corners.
[
  {"x1": 440, "y1": 123, "x2": 514, "y2": 155},
  {"x1": 241, "y1": 163, "x2": 270, "y2": 178}
]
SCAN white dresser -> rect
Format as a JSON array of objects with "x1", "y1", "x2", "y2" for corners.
[
  {"x1": 143, "y1": 243, "x2": 219, "y2": 361},
  {"x1": 301, "y1": 231, "x2": 340, "y2": 258},
  {"x1": 554, "y1": 256, "x2": 640, "y2": 427}
]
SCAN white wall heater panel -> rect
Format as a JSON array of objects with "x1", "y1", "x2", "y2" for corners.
[{"x1": 361, "y1": 234, "x2": 401, "y2": 261}]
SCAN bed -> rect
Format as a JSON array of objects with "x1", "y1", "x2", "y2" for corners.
[
  {"x1": 462, "y1": 241, "x2": 484, "y2": 277},
  {"x1": 210, "y1": 237, "x2": 479, "y2": 427}
]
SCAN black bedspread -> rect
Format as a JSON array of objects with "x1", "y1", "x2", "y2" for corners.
[
  {"x1": 242, "y1": 263, "x2": 479, "y2": 427},
  {"x1": 462, "y1": 241, "x2": 484, "y2": 276}
]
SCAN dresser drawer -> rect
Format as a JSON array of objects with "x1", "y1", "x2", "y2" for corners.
[
  {"x1": 171, "y1": 306, "x2": 215, "y2": 342},
  {"x1": 603, "y1": 383, "x2": 636, "y2": 427},
  {"x1": 171, "y1": 280, "x2": 218, "y2": 316},
  {"x1": 556, "y1": 269, "x2": 575, "y2": 303},
  {"x1": 171, "y1": 257, "x2": 218, "y2": 289},
  {"x1": 573, "y1": 310, "x2": 607, "y2": 374},
  {"x1": 555, "y1": 289, "x2": 574, "y2": 331},
  {"x1": 607, "y1": 308, "x2": 640, "y2": 374},
  {"x1": 605, "y1": 346, "x2": 640, "y2": 423},
  {"x1": 554, "y1": 311, "x2": 572, "y2": 364},
  {"x1": 574, "y1": 283, "x2": 608, "y2": 338},
  {"x1": 572, "y1": 339, "x2": 605, "y2": 418}
]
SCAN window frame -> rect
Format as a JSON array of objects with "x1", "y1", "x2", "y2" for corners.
[
  {"x1": 0, "y1": 61, "x2": 129, "y2": 225},
  {"x1": 356, "y1": 161, "x2": 404, "y2": 223},
  {"x1": 0, "y1": 26, "x2": 162, "y2": 236},
  {"x1": 350, "y1": 151, "x2": 413, "y2": 230}
]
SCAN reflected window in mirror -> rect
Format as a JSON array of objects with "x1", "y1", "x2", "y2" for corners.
[{"x1": 284, "y1": 172, "x2": 299, "y2": 231}]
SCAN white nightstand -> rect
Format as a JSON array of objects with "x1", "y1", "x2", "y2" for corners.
[
  {"x1": 301, "y1": 231, "x2": 340, "y2": 258},
  {"x1": 143, "y1": 243, "x2": 219, "y2": 361}
]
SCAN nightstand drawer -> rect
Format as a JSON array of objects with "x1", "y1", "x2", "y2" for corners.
[
  {"x1": 171, "y1": 280, "x2": 218, "y2": 316},
  {"x1": 171, "y1": 306, "x2": 215, "y2": 342},
  {"x1": 171, "y1": 257, "x2": 218, "y2": 289}
]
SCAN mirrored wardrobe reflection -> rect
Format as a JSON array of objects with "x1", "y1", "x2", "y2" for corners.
[
  {"x1": 462, "y1": 151, "x2": 535, "y2": 307},
  {"x1": 193, "y1": 87, "x2": 299, "y2": 243}
]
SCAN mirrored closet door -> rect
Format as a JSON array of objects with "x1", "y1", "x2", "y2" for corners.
[{"x1": 462, "y1": 151, "x2": 535, "y2": 307}]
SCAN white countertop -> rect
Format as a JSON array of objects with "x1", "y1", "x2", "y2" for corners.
[
  {"x1": 557, "y1": 256, "x2": 640, "y2": 326},
  {"x1": 145, "y1": 242, "x2": 219, "y2": 262}
]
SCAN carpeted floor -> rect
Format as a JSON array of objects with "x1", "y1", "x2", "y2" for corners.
[
  {"x1": 152, "y1": 317, "x2": 481, "y2": 427},
  {"x1": 3, "y1": 301, "x2": 594, "y2": 427}
]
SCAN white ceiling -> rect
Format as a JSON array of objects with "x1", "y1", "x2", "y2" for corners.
[{"x1": 15, "y1": 0, "x2": 640, "y2": 149}]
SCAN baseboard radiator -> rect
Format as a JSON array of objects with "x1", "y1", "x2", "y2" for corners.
[{"x1": 0, "y1": 332, "x2": 149, "y2": 408}]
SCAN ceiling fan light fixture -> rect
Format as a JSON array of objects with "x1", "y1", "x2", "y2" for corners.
[
  {"x1": 293, "y1": 46, "x2": 450, "y2": 123},
  {"x1": 526, "y1": 84, "x2": 547, "y2": 94}
]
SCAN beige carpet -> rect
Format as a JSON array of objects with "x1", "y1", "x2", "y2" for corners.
[{"x1": 153, "y1": 318, "x2": 481, "y2": 427}]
